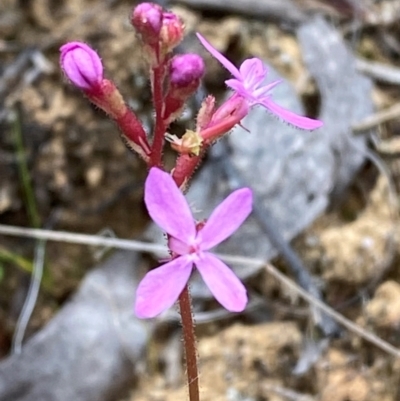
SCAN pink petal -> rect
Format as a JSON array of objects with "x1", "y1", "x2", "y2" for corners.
[
  {"x1": 225, "y1": 79, "x2": 281, "y2": 105},
  {"x1": 134, "y1": 255, "x2": 193, "y2": 318},
  {"x1": 225, "y1": 79, "x2": 248, "y2": 96},
  {"x1": 260, "y1": 98, "x2": 323, "y2": 130},
  {"x1": 197, "y1": 188, "x2": 252, "y2": 250},
  {"x1": 196, "y1": 33, "x2": 241, "y2": 80},
  {"x1": 168, "y1": 236, "x2": 191, "y2": 255},
  {"x1": 239, "y1": 58, "x2": 267, "y2": 88},
  {"x1": 195, "y1": 252, "x2": 247, "y2": 312},
  {"x1": 252, "y1": 79, "x2": 282, "y2": 99},
  {"x1": 145, "y1": 168, "x2": 196, "y2": 243}
]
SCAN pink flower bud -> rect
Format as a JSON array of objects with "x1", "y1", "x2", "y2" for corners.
[
  {"x1": 162, "y1": 54, "x2": 204, "y2": 124},
  {"x1": 60, "y1": 42, "x2": 103, "y2": 91},
  {"x1": 170, "y1": 54, "x2": 205, "y2": 87},
  {"x1": 160, "y1": 12, "x2": 184, "y2": 51},
  {"x1": 131, "y1": 2, "x2": 163, "y2": 44}
]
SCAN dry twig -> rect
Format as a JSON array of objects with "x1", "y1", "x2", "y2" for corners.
[
  {"x1": 356, "y1": 58, "x2": 400, "y2": 85},
  {"x1": 353, "y1": 103, "x2": 400, "y2": 132},
  {"x1": 0, "y1": 224, "x2": 399, "y2": 358}
]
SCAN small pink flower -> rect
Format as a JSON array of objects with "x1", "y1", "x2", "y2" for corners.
[
  {"x1": 135, "y1": 168, "x2": 252, "y2": 318},
  {"x1": 60, "y1": 42, "x2": 103, "y2": 91},
  {"x1": 196, "y1": 33, "x2": 323, "y2": 130}
]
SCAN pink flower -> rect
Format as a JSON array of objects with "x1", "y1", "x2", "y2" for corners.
[
  {"x1": 196, "y1": 33, "x2": 323, "y2": 130},
  {"x1": 60, "y1": 42, "x2": 103, "y2": 91},
  {"x1": 135, "y1": 168, "x2": 252, "y2": 318}
]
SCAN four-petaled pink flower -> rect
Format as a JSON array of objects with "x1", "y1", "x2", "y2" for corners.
[
  {"x1": 135, "y1": 167, "x2": 252, "y2": 319},
  {"x1": 196, "y1": 33, "x2": 323, "y2": 130}
]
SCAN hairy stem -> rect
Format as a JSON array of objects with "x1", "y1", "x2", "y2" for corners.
[
  {"x1": 150, "y1": 64, "x2": 167, "y2": 167},
  {"x1": 178, "y1": 285, "x2": 200, "y2": 401}
]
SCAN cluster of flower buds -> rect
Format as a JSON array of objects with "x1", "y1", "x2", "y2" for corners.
[
  {"x1": 58, "y1": 0, "x2": 325, "y2": 323},
  {"x1": 60, "y1": 2, "x2": 323, "y2": 175},
  {"x1": 131, "y1": 3, "x2": 184, "y2": 65},
  {"x1": 59, "y1": 3, "x2": 211, "y2": 168}
]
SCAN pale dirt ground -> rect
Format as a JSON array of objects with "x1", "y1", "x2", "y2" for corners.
[{"x1": 1, "y1": 1, "x2": 400, "y2": 400}]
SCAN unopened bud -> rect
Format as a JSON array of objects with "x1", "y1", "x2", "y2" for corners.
[
  {"x1": 60, "y1": 42, "x2": 103, "y2": 91},
  {"x1": 131, "y1": 2, "x2": 163, "y2": 45},
  {"x1": 163, "y1": 54, "x2": 205, "y2": 124},
  {"x1": 170, "y1": 54, "x2": 205, "y2": 88},
  {"x1": 160, "y1": 12, "x2": 184, "y2": 52}
]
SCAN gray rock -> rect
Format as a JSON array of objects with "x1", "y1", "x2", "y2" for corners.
[{"x1": 0, "y1": 251, "x2": 152, "y2": 401}]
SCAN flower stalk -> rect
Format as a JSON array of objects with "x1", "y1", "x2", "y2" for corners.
[
  {"x1": 179, "y1": 286, "x2": 200, "y2": 401},
  {"x1": 150, "y1": 63, "x2": 168, "y2": 167}
]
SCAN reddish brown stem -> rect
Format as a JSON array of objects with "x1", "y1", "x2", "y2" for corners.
[
  {"x1": 178, "y1": 285, "x2": 200, "y2": 401},
  {"x1": 150, "y1": 64, "x2": 167, "y2": 167}
]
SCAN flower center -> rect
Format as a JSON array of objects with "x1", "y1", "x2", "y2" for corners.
[{"x1": 188, "y1": 242, "x2": 201, "y2": 254}]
